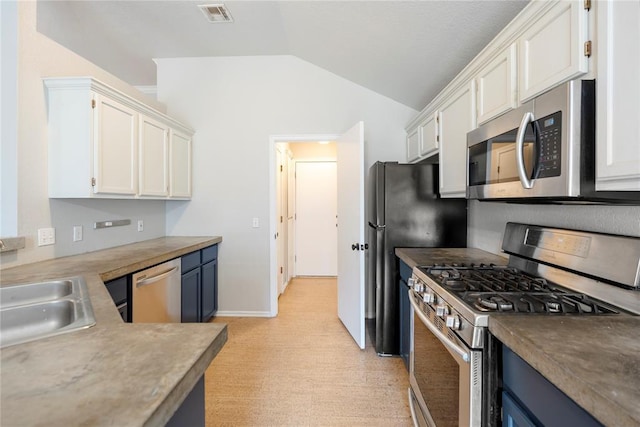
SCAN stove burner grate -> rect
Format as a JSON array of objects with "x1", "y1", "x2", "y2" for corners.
[
  {"x1": 419, "y1": 264, "x2": 620, "y2": 315},
  {"x1": 466, "y1": 292, "x2": 618, "y2": 314}
]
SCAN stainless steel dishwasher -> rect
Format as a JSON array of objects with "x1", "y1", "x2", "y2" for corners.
[{"x1": 132, "y1": 258, "x2": 181, "y2": 323}]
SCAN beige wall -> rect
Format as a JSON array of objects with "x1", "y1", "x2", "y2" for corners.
[
  {"x1": 289, "y1": 142, "x2": 337, "y2": 160},
  {"x1": 1, "y1": 2, "x2": 168, "y2": 268}
]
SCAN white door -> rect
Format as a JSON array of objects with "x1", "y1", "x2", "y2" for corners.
[
  {"x1": 295, "y1": 161, "x2": 337, "y2": 276},
  {"x1": 336, "y1": 122, "x2": 365, "y2": 349}
]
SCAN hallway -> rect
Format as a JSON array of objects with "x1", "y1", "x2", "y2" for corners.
[{"x1": 206, "y1": 277, "x2": 412, "y2": 426}]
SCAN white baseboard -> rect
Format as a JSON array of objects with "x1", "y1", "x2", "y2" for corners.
[{"x1": 214, "y1": 310, "x2": 274, "y2": 318}]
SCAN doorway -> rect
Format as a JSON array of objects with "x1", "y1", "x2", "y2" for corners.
[
  {"x1": 270, "y1": 123, "x2": 365, "y2": 349},
  {"x1": 295, "y1": 161, "x2": 337, "y2": 277},
  {"x1": 274, "y1": 141, "x2": 338, "y2": 294}
]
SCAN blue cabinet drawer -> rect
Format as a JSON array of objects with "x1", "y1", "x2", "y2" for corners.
[
  {"x1": 181, "y1": 251, "x2": 201, "y2": 273},
  {"x1": 201, "y1": 244, "x2": 218, "y2": 264}
]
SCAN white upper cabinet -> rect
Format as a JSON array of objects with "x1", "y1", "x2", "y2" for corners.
[
  {"x1": 438, "y1": 81, "x2": 476, "y2": 198},
  {"x1": 406, "y1": 127, "x2": 421, "y2": 163},
  {"x1": 518, "y1": 0, "x2": 590, "y2": 102},
  {"x1": 595, "y1": 0, "x2": 640, "y2": 191},
  {"x1": 44, "y1": 77, "x2": 194, "y2": 199},
  {"x1": 93, "y1": 94, "x2": 138, "y2": 196},
  {"x1": 406, "y1": 111, "x2": 439, "y2": 163},
  {"x1": 169, "y1": 129, "x2": 192, "y2": 199},
  {"x1": 139, "y1": 114, "x2": 169, "y2": 197},
  {"x1": 419, "y1": 112, "x2": 439, "y2": 159},
  {"x1": 476, "y1": 43, "x2": 517, "y2": 125}
]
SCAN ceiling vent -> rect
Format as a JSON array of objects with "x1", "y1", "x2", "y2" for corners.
[{"x1": 198, "y1": 4, "x2": 234, "y2": 23}]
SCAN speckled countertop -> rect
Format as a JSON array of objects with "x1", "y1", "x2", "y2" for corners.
[
  {"x1": 0, "y1": 236, "x2": 225, "y2": 427},
  {"x1": 490, "y1": 315, "x2": 640, "y2": 427},
  {"x1": 396, "y1": 247, "x2": 640, "y2": 426}
]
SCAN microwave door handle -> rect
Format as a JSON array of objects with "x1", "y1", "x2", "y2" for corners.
[{"x1": 516, "y1": 112, "x2": 535, "y2": 189}]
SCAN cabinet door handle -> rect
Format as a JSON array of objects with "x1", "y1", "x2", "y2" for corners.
[{"x1": 136, "y1": 266, "x2": 179, "y2": 287}]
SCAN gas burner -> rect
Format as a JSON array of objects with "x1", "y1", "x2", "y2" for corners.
[
  {"x1": 440, "y1": 270, "x2": 461, "y2": 279},
  {"x1": 440, "y1": 279, "x2": 468, "y2": 291},
  {"x1": 475, "y1": 295, "x2": 514, "y2": 312}
]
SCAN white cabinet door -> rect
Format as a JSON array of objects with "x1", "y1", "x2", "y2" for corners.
[
  {"x1": 139, "y1": 115, "x2": 169, "y2": 197},
  {"x1": 519, "y1": 0, "x2": 589, "y2": 102},
  {"x1": 93, "y1": 94, "x2": 138, "y2": 195},
  {"x1": 169, "y1": 129, "x2": 192, "y2": 198},
  {"x1": 477, "y1": 43, "x2": 517, "y2": 124},
  {"x1": 438, "y1": 81, "x2": 476, "y2": 198},
  {"x1": 595, "y1": 0, "x2": 640, "y2": 191},
  {"x1": 419, "y1": 112, "x2": 439, "y2": 158},
  {"x1": 406, "y1": 127, "x2": 420, "y2": 162}
]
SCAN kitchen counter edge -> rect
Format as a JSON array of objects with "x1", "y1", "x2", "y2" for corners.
[{"x1": 0, "y1": 236, "x2": 224, "y2": 427}]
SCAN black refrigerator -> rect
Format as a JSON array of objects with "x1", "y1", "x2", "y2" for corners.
[{"x1": 367, "y1": 162, "x2": 467, "y2": 356}]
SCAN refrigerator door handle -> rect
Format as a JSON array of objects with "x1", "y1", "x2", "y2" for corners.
[{"x1": 368, "y1": 221, "x2": 385, "y2": 230}]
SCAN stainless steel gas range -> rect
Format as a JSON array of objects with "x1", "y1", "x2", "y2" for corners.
[{"x1": 407, "y1": 222, "x2": 640, "y2": 427}]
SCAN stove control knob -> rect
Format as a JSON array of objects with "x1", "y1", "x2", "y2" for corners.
[
  {"x1": 422, "y1": 291, "x2": 432, "y2": 303},
  {"x1": 445, "y1": 315, "x2": 461, "y2": 330},
  {"x1": 408, "y1": 277, "x2": 416, "y2": 288},
  {"x1": 423, "y1": 291, "x2": 436, "y2": 304},
  {"x1": 436, "y1": 304, "x2": 449, "y2": 317}
]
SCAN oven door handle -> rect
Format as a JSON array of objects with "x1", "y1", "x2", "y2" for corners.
[
  {"x1": 516, "y1": 111, "x2": 535, "y2": 189},
  {"x1": 410, "y1": 291, "x2": 470, "y2": 364}
]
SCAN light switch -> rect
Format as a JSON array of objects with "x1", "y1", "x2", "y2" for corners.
[
  {"x1": 73, "y1": 226, "x2": 83, "y2": 242},
  {"x1": 252, "y1": 218, "x2": 259, "y2": 228},
  {"x1": 37, "y1": 228, "x2": 56, "y2": 246}
]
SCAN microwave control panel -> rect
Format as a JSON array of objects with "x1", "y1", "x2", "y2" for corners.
[{"x1": 535, "y1": 111, "x2": 562, "y2": 178}]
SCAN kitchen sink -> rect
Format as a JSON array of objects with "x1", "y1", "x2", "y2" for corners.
[
  {"x1": 1, "y1": 280, "x2": 74, "y2": 307},
  {"x1": 0, "y1": 277, "x2": 96, "y2": 348}
]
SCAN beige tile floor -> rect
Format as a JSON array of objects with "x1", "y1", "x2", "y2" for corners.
[{"x1": 206, "y1": 277, "x2": 412, "y2": 426}]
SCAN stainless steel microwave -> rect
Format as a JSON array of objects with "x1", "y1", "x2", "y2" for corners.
[{"x1": 467, "y1": 80, "x2": 639, "y2": 203}]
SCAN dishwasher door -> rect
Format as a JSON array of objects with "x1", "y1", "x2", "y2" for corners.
[{"x1": 132, "y1": 258, "x2": 181, "y2": 323}]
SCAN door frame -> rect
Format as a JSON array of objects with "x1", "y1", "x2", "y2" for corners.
[{"x1": 268, "y1": 133, "x2": 340, "y2": 317}]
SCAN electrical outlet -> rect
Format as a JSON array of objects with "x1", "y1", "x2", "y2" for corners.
[
  {"x1": 137, "y1": 220, "x2": 144, "y2": 232},
  {"x1": 73, "y1": 226, "x2": 83, "y2": 242},
  {"x1": 252, "y1": 218, "x2": 259, "y2": 228},
  {"x1": 37, "y1": 228, "x2": 56, "y2": 246}
]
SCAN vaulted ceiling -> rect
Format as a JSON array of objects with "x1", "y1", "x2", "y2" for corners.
[{"x1": 37, "y1": 0, "x2": 529, "y2": 110}]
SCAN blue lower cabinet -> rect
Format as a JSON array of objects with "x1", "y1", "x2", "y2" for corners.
[
  {"x1": 104, "y1": 276, "x2": 130, "y2": 322},
  {"x1": 502, "y1": 346, "x2": 602, "y2": 427},
  {"x1": 201, "y1": 258, "x2": 218, "y2": 322},
  {"x1": 502, "y1": 391, "x2": 536, "y2": 427},
  {"x1": 181, "y1": 244, "x2": 218, "y2": 323},
  {"x1": 166, "y1": 376, "x2": 205, "y2": 427},
  {"x1": 181, "y1": 267, "x2": 201, "y2": 323},
  {"x1": 398, "y1": 259, "x2": 413, "y2": 371}
]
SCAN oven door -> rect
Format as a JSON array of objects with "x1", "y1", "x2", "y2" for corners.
[{"x1": 408, "y1": 292, "x2": 482, "y2": 427}]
